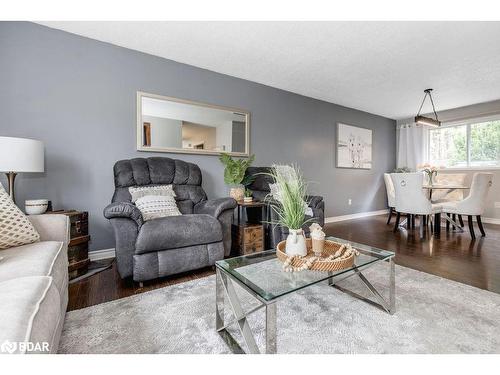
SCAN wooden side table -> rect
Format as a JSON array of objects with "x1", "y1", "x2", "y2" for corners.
[
  {"x1": 45, "y1": 210, "x2": 90, "y2": 279},
  {"x1": 231, "y1": 201, "x2": 265, "y2": 256}
]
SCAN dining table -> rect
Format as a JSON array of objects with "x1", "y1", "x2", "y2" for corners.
[
  {"x1": 422, "y1": 184, "x2": 469, "y2": 200},
  {"x1": 422, "y1": 184, "x2": 470, "y2": 234}
]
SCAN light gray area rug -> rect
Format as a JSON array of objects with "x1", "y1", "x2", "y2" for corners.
[{"x1": 59, "y1": 263, "x2": 500, "y2": 354}]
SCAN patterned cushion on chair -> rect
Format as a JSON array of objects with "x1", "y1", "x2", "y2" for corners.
[
  {"x1": 134, "y1": 195, "x2": 181, "y2": 221},
  {"x1": 129, "y1": 185, "x2": 181, "y2": 221},
  {"x1": 0, "y1": 183, "x2": 40, "y2": 250},
  {"x1": 128, "y1": 185, "x2": 176, "y2": 203}
]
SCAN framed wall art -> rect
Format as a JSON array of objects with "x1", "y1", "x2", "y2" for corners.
[{"x1": 336, "y1": 123, "x2": 372, "y2": 169}]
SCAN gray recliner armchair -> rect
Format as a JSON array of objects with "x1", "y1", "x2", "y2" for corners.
[
  {"x1": 103, "y1": 157, "x2": 236, "y2": 282},
  {"x1": 245, "y1": 166, "x2": 325, "y2": 249}
]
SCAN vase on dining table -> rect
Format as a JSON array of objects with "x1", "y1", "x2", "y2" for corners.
[
  {"x1": 425, "y1": 170, "x2": 437, "y2": 186},
  {"x1": 418, "y1": 164, "x2": 438, "y2": 186}
]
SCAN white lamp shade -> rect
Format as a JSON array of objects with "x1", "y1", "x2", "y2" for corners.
[{"x1": 0, "y1": 136, "x2": 44, "y2": 173}]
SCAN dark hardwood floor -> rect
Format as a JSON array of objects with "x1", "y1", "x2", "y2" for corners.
[{"x1": 68, "y1": 214, "x2": 500, "y2": 311}]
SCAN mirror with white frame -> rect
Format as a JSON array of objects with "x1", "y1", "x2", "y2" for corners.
[{"x1": 137, "y1": 92, "x2": 250, "y2": 156}]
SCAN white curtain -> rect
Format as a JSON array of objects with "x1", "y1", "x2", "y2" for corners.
[{"x1": 396, "y1": 122, "x2": 429, "y2": 170}]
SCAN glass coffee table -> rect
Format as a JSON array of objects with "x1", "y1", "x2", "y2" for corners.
[{"x1": 215, "y1": 236, "x2": 395, "y2": 354}]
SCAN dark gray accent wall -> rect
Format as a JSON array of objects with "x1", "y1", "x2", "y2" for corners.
[{"x1": 0, "y1": 22, "x2": 396, "y2": 251}]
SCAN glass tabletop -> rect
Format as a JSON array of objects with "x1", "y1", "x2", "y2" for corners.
[{"x1": 215, "y1": 236, "x2": 394, "y2": 302}]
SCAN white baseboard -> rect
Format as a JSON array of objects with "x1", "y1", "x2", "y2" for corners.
[
  {"x1": 325, "y1": 209, "x2": 389, "y2": 223},
  {"x1": 89, "y1": 248, "x2": 116, "y2": 261}
]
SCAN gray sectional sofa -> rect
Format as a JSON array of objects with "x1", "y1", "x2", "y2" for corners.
[
  {"x1": 104, "y1": 157, "x2": 237, "y2": 283},
  {"x1": 0, "y1": 214, "x2": 69, "y2": 354}
]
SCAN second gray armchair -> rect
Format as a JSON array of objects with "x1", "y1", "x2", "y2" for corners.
[{"x1": 244, "y1": 166, "x2": 325, "y2": 249}]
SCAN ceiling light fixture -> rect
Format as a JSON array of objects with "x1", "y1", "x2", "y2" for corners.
[{"x1": 414, "y1": 88, "x2": 441, "y2": 127}]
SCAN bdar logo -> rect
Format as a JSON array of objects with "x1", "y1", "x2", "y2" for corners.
[{"x1": 1, "y1": 340, "x2": 17, "y2": 354}]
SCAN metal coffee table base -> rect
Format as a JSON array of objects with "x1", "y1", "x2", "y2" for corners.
[
  {"x1": 329, "y1": 258, "x2": 395, "y2": 315},
  {"x1": 215, "y1": 257, "x2": 395, "y2": 354},
  {"x1": 215, "y1": 268, "x2": 276, "y2": 354}
]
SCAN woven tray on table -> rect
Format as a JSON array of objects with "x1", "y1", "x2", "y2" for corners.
[{"x1": 276, "y1": 238, "x2": 355, "y2": 272}]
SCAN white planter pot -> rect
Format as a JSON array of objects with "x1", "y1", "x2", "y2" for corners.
[{"x1": 285, "y1": 228, "x2": 307, "y2": 257}]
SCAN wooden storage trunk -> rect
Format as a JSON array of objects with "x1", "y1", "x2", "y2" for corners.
[
  {"x1": 46, "y1": 210, "x2": 90, "y2": 280},
  {"x1": 232, "y1": 224, "x2": 264, "y2": 255}
]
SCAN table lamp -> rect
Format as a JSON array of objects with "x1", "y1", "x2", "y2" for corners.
[{"x1": 0, "y1": 136, "x2": 44, "y2": 204}]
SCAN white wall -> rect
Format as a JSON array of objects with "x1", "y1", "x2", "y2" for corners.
[
  {"x1": 142, "y1": 115, "x2": 182, "y2": 148},
  {"x1": 215, "y1": 121, "x2": 233, "y2": 152},
  {"x1": 181, "y1": 122, "x2": 216, "y2": 150}
]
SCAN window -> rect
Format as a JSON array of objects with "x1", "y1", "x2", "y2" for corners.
[{"x1": 429, "y1": 116, "x2": 500, "y2": 168}]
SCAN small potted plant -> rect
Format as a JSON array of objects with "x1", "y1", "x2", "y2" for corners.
[
  {"x1": 219, "y1": 153, "x2": 255, "y2": 201},
  {"x1": 266, "y1": 165, "x2": 312, "y2": 256},
  {"x1": 243, "y1": 189, "x2": 253, "y2": 203}
]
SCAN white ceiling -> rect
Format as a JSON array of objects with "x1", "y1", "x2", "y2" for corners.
[{"x1": 38, "y1": 21, "x2": 500, "y2": 120}]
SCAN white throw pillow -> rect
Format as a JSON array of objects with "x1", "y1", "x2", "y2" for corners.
[
  {"x1": 129, "y1": 185, "x2": 176, "y2": 203},
  {"x1": 0, "y1": 183, "x2": 40, "y2": 250},
  {"x1": 135, "y1": 195, "x2": 182, "y2": 221}
]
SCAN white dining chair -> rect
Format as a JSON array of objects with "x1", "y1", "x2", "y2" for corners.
[
  {"x1": 391, "y1": 172, "x2": 442, "y2": 236},
  {"x1": 431, "y1": 173, "x2": 467, "y2": 229},
  {"x1": 383, "y1": 173, "x2": 396, "y2": 224},
  {"x1": 439, "y1": 172, "x2": 493, "y2": 239}
]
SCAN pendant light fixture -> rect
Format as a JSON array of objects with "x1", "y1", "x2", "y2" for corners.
[{"x1": 414, "y1": 88, "x2": 441, "y2": 127}]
